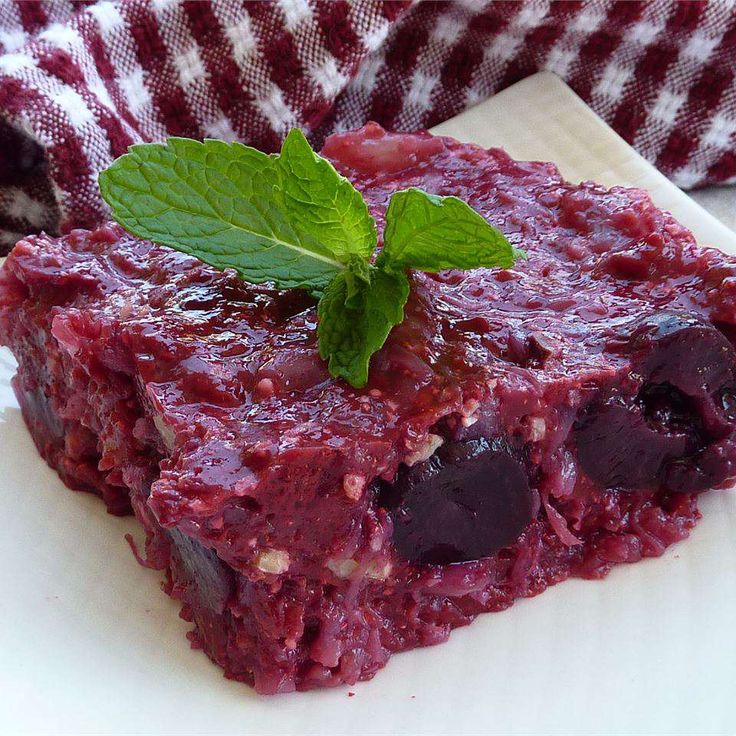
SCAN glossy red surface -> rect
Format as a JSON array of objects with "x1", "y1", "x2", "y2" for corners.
[{"x1": 1, "y1": 123, "x2": 734, "y2": 692}]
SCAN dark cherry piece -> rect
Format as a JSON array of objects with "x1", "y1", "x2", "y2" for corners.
[
  {"x1": 630, "y1": 312, "x2": 736, "y2": 403},
  {"x1": 576, "y1": 312, "x2": 736, "y2": 492},
  {"x1": 575, "y1": 389, "x2": 699, "y2": 490},
  {"x1": 379, "y1": 437, "x2": 533, "y2": 565},
  {"x1": 169, "y1": 529, "x2": 234, "y2": 614}
]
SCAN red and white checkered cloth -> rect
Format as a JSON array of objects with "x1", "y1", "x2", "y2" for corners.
[{"x1": 1, "y1": 0, "x2": 735, "y2": 252}]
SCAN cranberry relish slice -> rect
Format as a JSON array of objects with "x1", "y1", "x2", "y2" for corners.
[{"x1": 2, "y1": 123, "x2": 735, "y2": 693}]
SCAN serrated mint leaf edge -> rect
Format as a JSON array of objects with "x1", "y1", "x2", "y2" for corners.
[
  {"x1": 98, "y1": 138, "x2": 349, "y2": 292},
  {"x1": 276, "y1": 129, "x2": 377, "y2": 262},
  {"x1": 377, "y1": 187, "x2": 518, "y2": 273},
  {"x1": 317, "y1": 266, "x2": 410, "y2": 388}
]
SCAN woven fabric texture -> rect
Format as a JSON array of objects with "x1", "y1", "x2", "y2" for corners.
[{"x1": 1, "y1": 0, "x2": 735, "y2": 250}]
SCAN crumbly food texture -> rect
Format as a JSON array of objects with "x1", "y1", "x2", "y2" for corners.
[{"x1": 1, "y1": 124, "x2": 734, "y2": 692}]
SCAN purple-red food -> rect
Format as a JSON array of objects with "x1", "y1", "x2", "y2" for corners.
[{"x1": 2, "y1": 123, "x2": 736, "y2": 693}]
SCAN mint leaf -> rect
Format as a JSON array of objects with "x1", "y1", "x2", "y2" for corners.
[
  {"x1": 318, "y1": 264, "x2": 410, "y2": 388},
  {"x1": 99, "y1": 132, "x2": 523, "y2": 389},
  {"x1": 377, "y1": 187, "x2": 519, "y2": 273},
  {"x1": 277, "y1": 129, "x2": 376, "y2": 262},
  {"x1": 99, "y1": 136, "x2": 373, "y2": 293}
]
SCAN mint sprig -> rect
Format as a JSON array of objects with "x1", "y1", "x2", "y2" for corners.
[
  {"x1": 99, "y1": 131, "x2": 360, "y2": 294},
  {"x1": 378, "y1": 188, "x2": 523, "y2": 272},
  {"x1": 318, "y1": 264, "x2": 410, "y2": 387},
  {"x1": 99, "y1": 130, "x2": 522, "y2": 388}
]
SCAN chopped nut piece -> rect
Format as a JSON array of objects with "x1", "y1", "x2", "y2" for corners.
[
  {"x1": 528, "y1": 416, "x2": 546, "y2": 442},
  {"x1": 152, "y1": 414, "x2": 175, "y2": 451},
  {"x1": 342, "y1": 473, "x2": 366, "y2": 501},
  {"x1": 255, "y1": 549, "x2": 290, "y2": 574},
  {"x1": 405, "y1": 433, "x2": 444, "y2": 466},
  {"x1": 365, "y1": 560, "x2": 392, "y2": 580},
  {"x1": 326, "y1": 558, "x2": 359, "y2": 578},
  {"x1": 461, "y1": 398, "x2": 480, "y2": 416}
]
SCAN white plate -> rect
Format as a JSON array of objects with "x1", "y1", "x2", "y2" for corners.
[{"x1": 1, "y1": 72, "x2": 735, "y2": 736}]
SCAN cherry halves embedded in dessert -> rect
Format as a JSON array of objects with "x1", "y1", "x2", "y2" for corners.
[{"x1": 2, "y1": 122, "x2": 736, "y2": 693}]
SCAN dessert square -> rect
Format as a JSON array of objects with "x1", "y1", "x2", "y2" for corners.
[{"x1": 2, "y1": 125, "x2": 735, "y2": 692}]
